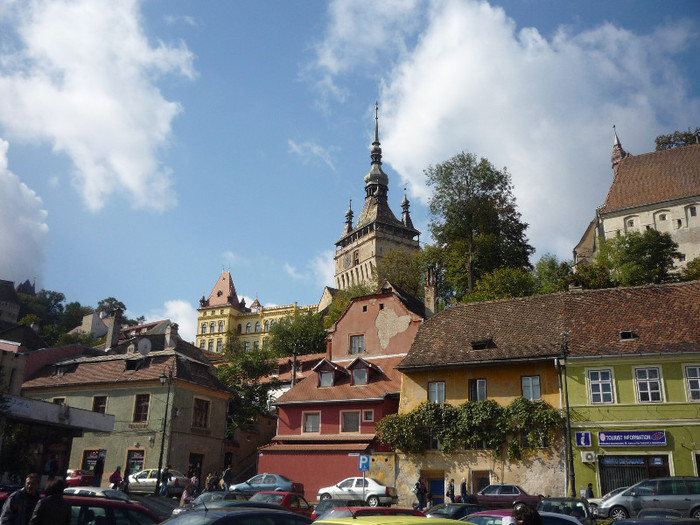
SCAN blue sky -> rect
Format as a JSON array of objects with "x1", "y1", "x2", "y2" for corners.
[{"x1": 1, "y1": 0, "x2": 698, "y2": 342}]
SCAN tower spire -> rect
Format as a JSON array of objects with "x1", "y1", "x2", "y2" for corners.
[
  {"x1": 364, "y1": 103, "x2": 389, "y2": 190},
  {"x1": 611, "y1": 124, "x2": 628, "y2": 170}
]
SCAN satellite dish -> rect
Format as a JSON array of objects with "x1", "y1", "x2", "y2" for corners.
[{"x1": 137, "y1": 338, "x2": 152, "y2": 355}]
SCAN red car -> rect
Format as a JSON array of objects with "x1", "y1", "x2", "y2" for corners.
[
  {"x1": 465, "y1": 484, "x2": 542, "y2": 510},
  {"x1": 65, "y1": 469, "x2": 96, "y2": 487},
  {"x1": 318, "y1": 507, "x2": 426, "y2": 520},
  {"x1": 249, "y1": 491, "x2": 314, "y2": 518}
]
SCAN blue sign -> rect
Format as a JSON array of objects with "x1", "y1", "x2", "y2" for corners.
[
  {"x1": 358, "y1": 454, "x2": 370, "y2": 472},
  {"x1": 575, "y1": 432, "x2": 591, "y2": 447},
  {"x1": 598, "y1": 430, "x2": 666, "y2": 447}
]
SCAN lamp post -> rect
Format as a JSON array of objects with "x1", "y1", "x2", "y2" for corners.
[{"x1": 154, "y1": 366, "x2": 173, "y2": 496}]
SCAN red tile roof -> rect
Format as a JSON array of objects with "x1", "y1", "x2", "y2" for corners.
[{"x1": 599, "y1": 144, "x2": 700, "y2": 214}]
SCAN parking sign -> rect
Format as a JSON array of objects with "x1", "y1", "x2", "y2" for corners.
[{"x1": 358, "y1": 454, "x2": 370, "y2": 472}]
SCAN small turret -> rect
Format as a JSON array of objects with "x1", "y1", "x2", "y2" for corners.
[
  {"x1": 401, "y1": 190, "x2": 414, "y2": 229},
  {"x1": 611, "y1": 125, "x2": 628, "y2": 170},
  {"x1": 343, "y1": 199, "x2": 353, "y2": 235}
]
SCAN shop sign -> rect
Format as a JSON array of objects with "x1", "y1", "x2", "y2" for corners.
[{"x1": 598, "y1": 430, "x2": 666, "y2": 447}]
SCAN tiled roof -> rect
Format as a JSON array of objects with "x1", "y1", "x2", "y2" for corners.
[
  {"x1": 261, "y1": 353, "x2": 326, "y2": 385},
  {"x1": 400, "y1": 281, "x2": 700, "y2": 369},
  {"x1": 399, "y1": 294, "x2": 566, "y2": 369},
  {"x1": 204, "y1": 271, "x2": 247, "y2": 310},
  {"x1": 273, "y1": 355, "x2": 405, "y2": 404},
  {"x1": 599, "y1": 144, "x2": 700, "y2": 214}
]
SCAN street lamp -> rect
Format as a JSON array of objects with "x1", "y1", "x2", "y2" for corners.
[{"x1": 154, "y1": 366, "x2": 173, "y2": 496}]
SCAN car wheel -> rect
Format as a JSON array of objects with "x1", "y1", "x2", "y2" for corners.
[
  {"x1": 319, "y1": 493, "x2": 332, "y2": 501},
  {"x1": 367, "y1": 495, "x2": 379, "y2": 507},
  {"x1": 589, "y1": 503, "x2": 598, "y2": 514},
  {"x1": 691, "y1": 508, "x2": 700, "y2": 520},
  {"x1": 514, "y1": 503, "x2": 527, "y2": 512},
  {"x1": 610, "y1": 506, "x2": 629, "y2": 520}
]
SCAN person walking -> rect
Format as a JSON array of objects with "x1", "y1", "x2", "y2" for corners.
[
  {"x1": 121, "y1": 467, "x2": 131, "y2": 494},
  {"x1": 460, "y1": 478, "x2": 467, "y2": 503},
  {"x1": 447, "y1": 478, "x2": 455, "y2": 503},
  {"x1": 585, "y1": 483, "x2": 594, "y2": 499},
  {"x1": 29, "y1": 479, "x2": 70, "y2": 525},
  {"x1": 108, "y1": 466, "x2": 122, "y2": 490},
  {"x1": 159, "y1": 465, "x2": 172, "y2": 497},
  {"x1": 413, "y1": 478, "x2": 427, "y2": 511},
  {"x1": 93, "y1": 456, "x2": 104, "y2": 488},
  {"x1": 221, "y1": 466, "x2": 234, "y2": 491},
  {"x1": 0, "y1": 473, "x2": 40, "y2": 525}
]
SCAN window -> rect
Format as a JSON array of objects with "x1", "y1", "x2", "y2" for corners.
[
  {"x1": 691, "y1": 206, "x2": 697, "y2": 217},
  {"x1": 627, "y1": 219, "x2": 634, "y2": 227},
  {"x1": 192, "y1": 398, "x2": 210, "y2": 429},
  {"x1": 588, "y1": 369, "x2": 614, "y2": 404},
  {"x1": 686, "y1": 366, "x2": 700, "y2": 401},
  {"x1": 201, "y1": 323, "x2": 207, "y2": 334},
  {"x1": 244, "y1": 342, "x2": 250, "y2": 352},
  {"x1": 92, "y1": 396, "x2": 107, "y2": 414},
  {"x1": 199, "y1": 342, "x2": 205, "y2": 349},
  {"x1": 53, "y1": 397, "x2": 66, "y2": 404},
  {"x1": 468, "y1": 379, "x2": 487, "y2": 401},
  {"x1": 264, "y1": 321, "x2": 269, "y2": 331},
  {"x1": 254, "y1": 341, "x2": 259, "y2": 351},
  {"x1": 216, "y1": 340, "x2": 222, "y2": 352},
  {"x1": 619, "y1": 330, "x2": 636, "y2": 341},
  {"x1": 255, "y1": 322, "x2": 261, "y2": 332},
  {"x1": 350, "y1": 335, "x2": 365, "y2": 354},
  {"x1": 319, "y1": 371, "x2": 333, "y2": 387},
  {"x1": 207, "y1": 341, "x2": 213, "y2": 352},
  {"x1": 636, "y1": 367, "x2": 663, "y2": 402},
  {"x1": 659, "y1": 213, "x2": 667, "y2": 221},
  {"x1": 522, "y1": 376, "x2": 541, "y2": 400},
  {"x1": 209, "y1": 322, "x2": 215, "y2": 333},
  {"x1": 303, "y1": 412, "x2": 320, "y2": 433},
  {"x1": 352, "y1": 369, "x2": 368, "y2": 385},
  {"x1": 341, "y1": 411, "x2": 360, "y2": 432},
  {"x1": 218, "y1": 321, "x2": 224, "y2": 332},
  {"x1": 363, "y1": 410, "x2": 374, "y2": 422},
  {"x1": 246, "y1": 323, "x2": 251, "y2": 333},
  {"x1": 428, "y1": 381, "x2": 445, "y2": 403},
  {"x1": 133, "y1": 394, "x2": 150, "y2": 422}
]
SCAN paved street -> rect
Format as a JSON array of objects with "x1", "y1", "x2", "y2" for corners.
[{"x1": 130, "y1": 494, "x2": 180, "y2": 521}]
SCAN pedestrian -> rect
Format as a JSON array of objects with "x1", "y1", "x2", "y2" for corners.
[
  {"x1": 447, "y1": 478, "x2": 455, "y2": 503},
  {"x1": 159, "y1": 465, "x2": 172, "y2": 497},
  {"x1": 93, "y1": 456, "x2": 104, "y2": 488},
  {"x1": 190, "y1": 473, "x2": 199, "y2": 495},
  {"x1": 208, "y1": 471, "x2": 220, "y2": 492},
  {"x1": 108, "y1": 466, "x2": 122, "y2": 490},
  {"x1": 413, "y1": 478, "x2": 427, "y2": 511},
  {"x1": 460, "y1": 478, "x2": 467, "y2": 504},
  {"x1": 585, "y1": 483, "x2": 594, "y2": 499},
  {"x1": 29, "y1": 479, "x2": 70, "y2": 525},
  {"x1": 180, "y1": 484, "x2": 195, "y2": 507},
  {"x1": 0, "y1": 473, "x2": 40, "y2": 525},
  {"x1": 222, "y1": 465, "x2": 234, "y2": 491},
  {"x1": 121, "y1": 467, "x2": 131, "y2": 494},
  {"x1": 512, "y1": 505, "x2": 542, "y2": 525}
]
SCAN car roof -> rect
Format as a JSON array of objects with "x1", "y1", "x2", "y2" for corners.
[
  {"x1": 469, "y1": 510, "x2": 513, "y2": 517},
  {"x1": 174, "y1": 507, "x2": 312, "y2": 519},
  {"x1": 63, "y1": 494, "x2": 156, "y2": 515},
  {"x1": 318, "y1": 517, "x2": 452, "y2": 525}
]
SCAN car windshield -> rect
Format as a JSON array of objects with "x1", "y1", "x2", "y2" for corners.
[
  {"x1": 250, "y1": 493, "x2": 284, "y2": 504},
  {"x1": 193, "y1": 492, "x2": 226, "y2": 504},
  {"x1": 320, "y1": 509, "x2": 353, "y2": 520}
]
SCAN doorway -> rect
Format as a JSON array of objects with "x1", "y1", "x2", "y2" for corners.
[{"x1": 471, "y1": 471, "x2": 491, "y2": 494}]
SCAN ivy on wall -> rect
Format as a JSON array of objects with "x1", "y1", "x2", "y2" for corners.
[{"x1": 376, "y1": 397, "x2": 563, "y2": 460}]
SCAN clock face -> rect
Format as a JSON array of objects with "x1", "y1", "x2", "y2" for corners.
[{"x1": 343, "y1": 253, "x2": 352, "y2": 268}]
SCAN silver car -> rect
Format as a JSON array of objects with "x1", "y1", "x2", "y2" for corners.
[{"x1": 596, "y1": 477, "x2": 700, "y2": 520}]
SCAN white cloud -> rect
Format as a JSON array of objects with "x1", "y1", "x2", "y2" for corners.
[
  {"x1": 164, "y1": 14, "x2": 197, "y2": 27},
  {"x1": 0, "y1": 0, "x2": 194, "y2": 212},
  {"x1": 311, "y1": 250, "x2": 336, "y2": 290},
  {"x1": 0, "y1": 138, "x2": 48, "y2": 285},
  {"x1": 313, "y1": 0, "x2": 700, "y2": 262},
  {"x1": 283, "y1": 263, "x2": 305, "y2": 280},
  {"x1": 147, "y1": 299, "x2": 198, "y2": 343},
  {"x1": 288, "y1": 139, "x2": 336, "y2": 170},
  {"x1": 222, "y1": 250, "x2": 247, "y2": 266}
]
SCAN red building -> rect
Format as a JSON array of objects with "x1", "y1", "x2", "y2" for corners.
[{"x1": 258, "y1": 282, "x2": 425, "y2": 501}]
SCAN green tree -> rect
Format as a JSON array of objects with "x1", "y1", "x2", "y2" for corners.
[
  {"x1": 569, "y1": 263, "x2": 614, "y2": 290},
  {"x1": 682, "y1": 257, "x2": 700, "y2": 281},
  {"x1": 373, "y1": 249, "x2": 424, "y2": 298},
  {"x1": 217, "y1": 346, "x2": 280, "y2": 431},
  {"x1": 468, "y1": 267, "x2": 537, "y2": 302},
  {"x1": 265, "y1": 311, "x2": 327, "y2": 357},
  {"x1": 533, "y1": 254, "x2": 571, "y2": 294},
  {"x1": 655, "y1": 127, "x2": 700, "y2": 150},
  {"x1": 596, "y1": 229, "x2": 681, "y2": 286},
  {"x1": 426, "y1": 152, "x2": 534, "y2": 301},
  {"x1": 323, "y1": 283, "x2": 374, "y2": 328},
  {"x1": 61, "y1": 301, "x2": 94, "y2": 332}
]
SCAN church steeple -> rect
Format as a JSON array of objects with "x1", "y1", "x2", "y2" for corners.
[
  {"x1": 401, "y1": 190, "x2": 414, "y2": 229},
  {"x1": 343, "y1": 199, "x2": 353, "y2": 235},
  {"x1": 364, "y1": 103, "x2": 389, "y2": 192},
  {"x1": 611, "y1": 125, "x2": 628, "y2": 170}
]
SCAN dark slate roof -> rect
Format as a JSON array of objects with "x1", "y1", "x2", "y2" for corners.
[
  {"x1": 399, "y1": 294, "x2": 566, "y2": 370},
  {"x1": 0, "y1": 321, "x2": 48, "y2": 351},
  {"x1": 599, "y1": 144, "x2": 700, "y2": 214},
  {"x1": 0, "y1": 280, "x2": 20, "y2": 304}
]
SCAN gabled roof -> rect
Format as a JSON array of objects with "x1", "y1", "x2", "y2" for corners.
[
  {"x1": 273, "y1": 355, "x2": 405, "y2": 405},
  {"x1": 201, "y1": 271, "x2": 248, "y2": 311},
  {"x1": 599, "y1": 144, "x2": 700, "y2": 215},
  {"x1": 0, "y1": 321, "x2": 48, "y2": 351}
]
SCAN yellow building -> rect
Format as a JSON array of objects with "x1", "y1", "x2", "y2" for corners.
[{"x1": 196, "y1": 271, "x2": 317, "y2": 353}]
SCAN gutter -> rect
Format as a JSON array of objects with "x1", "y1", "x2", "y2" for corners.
[{"x1": 397, "y1": 355, "x2": 560, "y2": 372}]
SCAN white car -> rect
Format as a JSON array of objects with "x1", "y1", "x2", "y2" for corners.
[
  {"x1": 127, "y1": 468, "x2": 189, "y2": 497},
  {"x1": 316, "y1": 477, "x2": 398, "y2": 507}
]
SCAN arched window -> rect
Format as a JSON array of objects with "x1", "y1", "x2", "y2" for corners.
[
  {"x1": 201, "y1": 323, "x2": 207, "y2": 334},
  {"x1": 207, "y1": 341, "x2": 213, "y2": 351},
  {"x1": 254, "y1": 341, "x2": 259, "y2": 351},
  {"x1": 264, "y1": 321, "x2": 269, "y2": 331},
  {"x1": 255, "y1": 321, "x2": 261, "y2": 332},
  {"x1": 246, "y1": 323, "x2": 251, "y2": 333},
  {"x1": 216, "y1": 340, "x2": 222, "y2": 352},
  {"x1": 210, "y1": 322, "x2": 215, "y2": 333},
  {"x1": 237, "y1": 324, "x2": 242, "y2": 334},
  {"x1": 218, "y1": 321, "x2": 224, "y2": 332}
]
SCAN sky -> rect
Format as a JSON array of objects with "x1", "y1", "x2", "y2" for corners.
[{"x1": 0, "y1": 0, "x2": 698, "y2": 343}]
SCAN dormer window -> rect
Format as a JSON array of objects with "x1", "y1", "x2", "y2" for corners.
[
  {"x1": 319, "y1": 371, "x2": 333, "y2": 387},
  {"x1": 352, "y1": 369, "x2": 368, "y2": 385},
  {"x1": 619, "y1": 330, "x2": 637, "y2": 341},
  {"x1": 471, "y1": 338, "x2": 494, "y2": 350}
]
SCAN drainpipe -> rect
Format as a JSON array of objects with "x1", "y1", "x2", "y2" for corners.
[{"x1": 561, "y1": 332, "x2": 576, "y2": 497}]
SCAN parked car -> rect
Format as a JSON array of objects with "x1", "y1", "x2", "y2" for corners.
[
  {"x1": 596, "y1": 478, "x2": 700, "y2": 520},
  {"x1": 230, "y1": 473, "x2": 305, "y2": 497},
  {"x1": 316, "y1": 477, "x2": 399, "y2": 507},
  {"x1": 64, "y1": 494, "x2": 160, "y2": 524},
  {"x1": 463, "y1": 509, "x2": 582, "y2": 525},
  {"x1": 311, "y1": 499, "x2": 366, "y2": 520},
  {"x1": 636, "y1": 509, "x2": 685, "y2": 519},
  {"x1": 249, "y1": 491, "x2": 314, "y2": 517},
  {"x1": 426, "y1": 503, "x2": 489, "y2": 519},
  {"x1": 538, "y1": 498, "x2": 595, "y2": 525},
  {"x1": 65, "y1": 469, "x2": 96, "y2": 487},
  {"x1": 316, "y1": 516, "x2": 454, "y2": 525},
  {"x1": 162, "y1": 506, "x2": 315, "y2": 525},
  {"x1": 64, "y1": 485, "x2": 133, "y2": 502},
  {"x1": 465, "y1": 484, "x2": 543, "y2": 510},
  {"x1": 171, "y1": 490, "x2": 249, "y2": 516},
  {"x1": 588, "y1": 487, "x2": 627, "y2": 516},
  {"x1": 127, "y1": 468, "x2": 190, "y2": 497},
  {"x1": 317, "y1": 507, "x2": 425, "y2": 520}
]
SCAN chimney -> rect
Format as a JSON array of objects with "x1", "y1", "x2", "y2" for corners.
[
  {"x1": 424, "y1": 266, "x2": 437, "y2": 319},
  {"x1": 165, "y1": 323, "x2": 179, "y2": 348},
  {"x1": 105, "y1": 309, "x2": 123, "y2": 350}
]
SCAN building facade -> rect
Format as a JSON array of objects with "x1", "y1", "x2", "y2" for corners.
[
  {"x1": 334, "y1": 106, "x2": 420, "y2": 290},
  {"x1": 574, "y1": 132, "x2": 700, "y2": 266},
  {"x1": 196, "y1": 271, "x2": 317, "y2": 353}
]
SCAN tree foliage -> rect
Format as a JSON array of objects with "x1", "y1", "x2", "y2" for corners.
[
  {"x1": 655, "y1": 127, "x2": 700, "y2": 150},
  {"x1": 376, "y1": 398, "x2": 562, "y2": 460},
  {"x1": 468, "y1": 267, "x2": 537, "y2": 302},
  {"x1": 265, "y1": 310, "x2": 327, "y2": 357},
  {"x1": 374, "y1": 249, "x2": 424, "y2": 298},
  {"x1": 323, "y1": 283, "x2": 374, "y2": 328},
  {"x1": 426, "y1": 152, "x2": 534, "y2": 301},
  {"x1": 682, "y1": 257, "x2": 700, "y2": 281}
]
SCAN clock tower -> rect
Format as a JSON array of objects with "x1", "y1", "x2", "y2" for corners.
[{"x1": 334, "y1": 105, "x2": 420, "y2": 290}]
